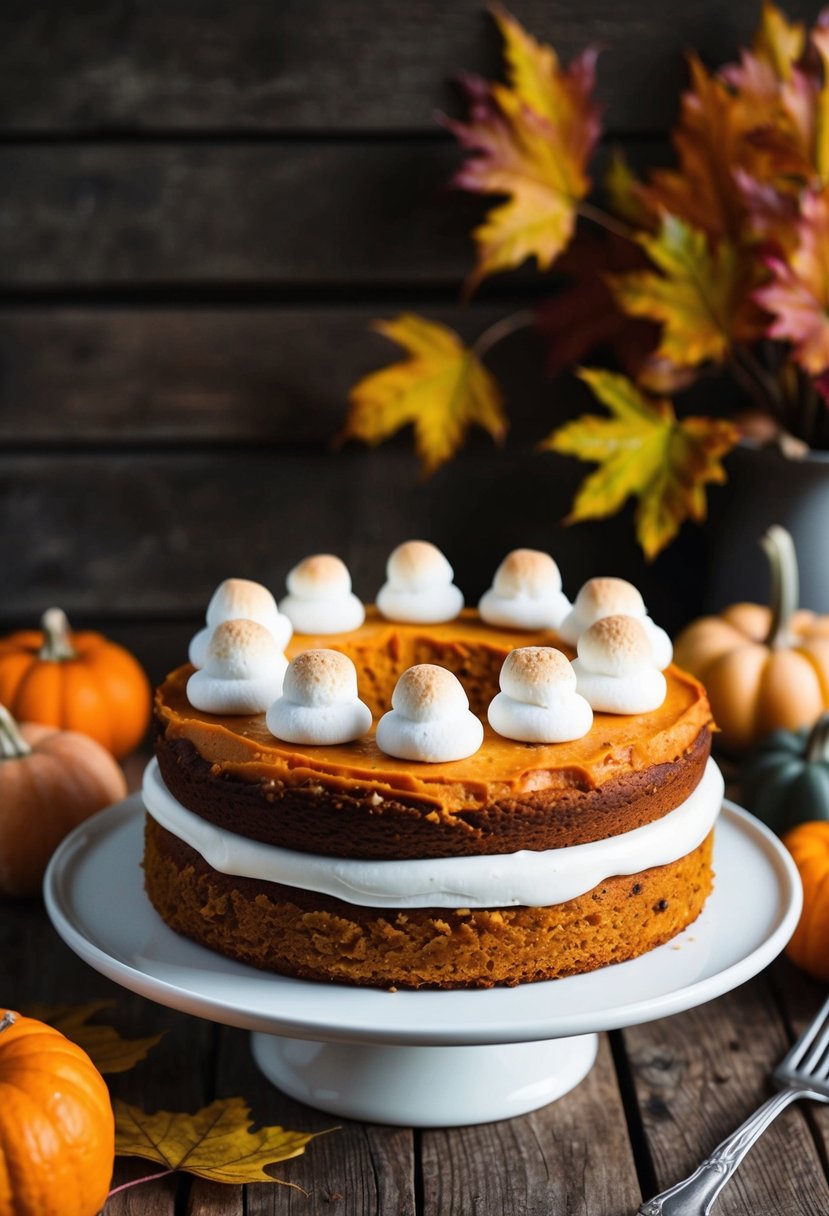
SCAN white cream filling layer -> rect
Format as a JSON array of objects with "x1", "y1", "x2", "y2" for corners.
[{"x1": 142, "y1": 757, "x2": 723, "y2": 911}]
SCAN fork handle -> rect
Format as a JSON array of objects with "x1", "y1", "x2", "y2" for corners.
[{"x1": 637, "y1": 1086, "x2": 820, "y2": 1215}]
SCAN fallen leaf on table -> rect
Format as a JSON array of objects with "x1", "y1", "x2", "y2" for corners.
[
  {"x1": 25, "y1": 1000, "x2": 163, "y2": 1074},
  {"x1": 541, "y1": 368, "x2": 739, "y2": 559},
  {"x1": 443, "y1": 6, "x2": 600, "y2": 289},
  {"x1": 114, "y1": 1097, "x2": 320, "y2": 1185},
  {"x1": 342, "y1": 314, "x2": 506, "y2": 476},
  {"x1": 756, "y1": 188, "x2": 829, "y2": 374},
  {"x1": 611, "y1": 213, "x2": 765, "y2": 370}
]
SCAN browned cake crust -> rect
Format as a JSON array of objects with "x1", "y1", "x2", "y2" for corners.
[
  {"x1": 144, "y1": 816, "x2": 714, "y2": 990},
  {"x1": 154, "y1": 725, "x2": 712, "y2": 860}
]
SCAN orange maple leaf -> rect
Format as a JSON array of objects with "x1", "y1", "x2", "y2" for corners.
[
  {"x1": 342, "y1": 315, "x2": 506, "y2": 475},
  {"x1": 756, "y1": 188, "x2": 829, "y2": 373},
  {"x1": 444, "y1": 7, "x2": 600, "y2": 289},
  {"x1": 611, "y1": 214, "x2": 766, "y2": 371},
  {"x1": 541, "y1": 369, "x2": 739, "y2": 560},
  {"x1": 643, "y1": 49, "x2": 806, "y2": 243}
]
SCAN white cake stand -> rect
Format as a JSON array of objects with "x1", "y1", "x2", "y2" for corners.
[{"x1": 44, "y1": 795, "x2": 801, "y2": 1127}]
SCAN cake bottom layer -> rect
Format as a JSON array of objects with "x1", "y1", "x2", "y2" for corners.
[{"x1": 143, "y1": 817, "x2": 714, "y2": 990}]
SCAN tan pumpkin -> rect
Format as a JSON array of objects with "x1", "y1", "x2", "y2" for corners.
[
  {"x1": 674, "y1": 526, "x2": 829, "y2": 752},
  {"x1": 0, "y1": 704, "x2": 127, "y2": 897},
  {"x1": 782, "y1": 820, "x2": 829, "y2": 982},
  {"x1": 0, "y1": 608, "x2": 151, "y2": 759},
  {"x1": 0, "y1": 1009, "x2": 115, "y2": 1216}
]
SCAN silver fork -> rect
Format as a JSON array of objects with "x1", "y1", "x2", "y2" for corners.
[{"x1": 637, "y1": 993, "x2": 829, "y2": 1215}]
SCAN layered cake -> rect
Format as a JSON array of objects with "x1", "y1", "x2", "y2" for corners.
[{"x1": 144, "y1": 545, "x2": 720, "y2": 989}]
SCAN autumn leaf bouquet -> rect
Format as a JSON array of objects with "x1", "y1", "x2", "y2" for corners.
[{"x1": 343, "y1": 3, "x2": 829, "y2": 558}]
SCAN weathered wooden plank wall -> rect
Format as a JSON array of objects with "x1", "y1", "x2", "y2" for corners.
[{"x1": 0, "y1": 0, "x2": 822, "y2": 680}]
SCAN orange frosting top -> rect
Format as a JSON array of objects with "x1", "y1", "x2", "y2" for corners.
[{"x1": 156, "y1": 610, "x2": 712, "y2": 816}]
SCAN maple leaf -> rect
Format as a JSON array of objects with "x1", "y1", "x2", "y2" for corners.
[
  {"x1": 642, "y1": 52, "x2": 803, "y2": 242},
  {"x1": 26, "y1": 1001, "x2": 163, "y2": 1074},
  {"x1": 722, "y1": 2, "x2": 804, "y2": 101},
  {"x1": 756, "y1": 188, "x2": 829, "y2": 373},
  {"x1": 642, "y1": 55, "x2": 748, "y2": 240},
  {"x1": 604, "y1": 148, "x2": 653, "y2": 229},
  {"x1": 540, "y1": 368, "x2": 739, "y2": 559},
  {"x1": 443, "y1": 7, "x2": 600, "y2": 288},
  {"x1": 753, "y1": 1, "x2": 806, "y2": 79},
  {"x1": 534, "y1": 229, "x2": 658, "y2": 377},
  {"x1": 114, "y1": 1097, "x2": 320, "y2": 1185},
  {"x1": 342, "y1": 315, "x2": 506, "y2": 475},
  {"x1": 611, "y1": 214, "x2": 766, "y2": 369}
]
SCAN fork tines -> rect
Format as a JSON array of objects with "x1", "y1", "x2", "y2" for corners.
[{"x1": 775, "y1": 994, "x2": 829, "y2": 1088}]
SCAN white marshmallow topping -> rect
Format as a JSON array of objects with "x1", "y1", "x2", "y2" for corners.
[
  {"x1": 558, "y1": 577, "x2": 673, "y2": 669},
  {"x1": 188, "y1": 577, "x2": 292, "y2": 668},
  {"x1": 488, "y1": 647, "x2": 593, "y2": 743},
  {"x1": 376, "y1": 664, "x2": 483, "y2": 762},
  {"x1": 279, "y1": 554, "x2": 365, "y2": 635},
  {"x1": 187, "y1": 619, "x2": 288, "y2": 715},
  {"x1": 478, "y1": 549, "x2": 571, "y2": 630},
  {"x1": 571, "y1": 615, "x2": 667, "y2": 714},
  {"x1": 377, "y1": 540, "x2": 464, "y2": 623},
  {"x1": 266, "y1": 649, "x2": 372, "y2": 745}
]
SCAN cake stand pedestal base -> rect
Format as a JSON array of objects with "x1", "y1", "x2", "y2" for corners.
[{"x1": 250, "y1": 1031, "x2": 599, "y2": 1126}]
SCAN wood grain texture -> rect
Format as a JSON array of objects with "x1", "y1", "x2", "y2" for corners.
[
  {"x1": 623, "y1": 977, "x2": 829, "y2": 1215},
  {"x1": 769, "y1": 957, "x2": 829, "y2": 1179},
  {"x1": 0, "y1": 140, "x2": 668, "y2": 288},
  {"x1": 0, "y1": 892, "x2": 208, "y2": 1214},
  {"x1": 420, "y1": 1034, "x2": 640, "y2": 1216},
  {"x1": 210, "y1": 1027, "x2": 416, "y2": 1214},
  {"x1": 0, "y1": 0, "x2": 824, "y2": 135},
  {"x1": 0, "y1": 445, "x2": 711, "y2": 638},
  {"x1": 0, "y1": 143, "x2": 479, "y2": 287},
  {"x1": 0, "y1": 305, "x2": 550, "y2": 444}
]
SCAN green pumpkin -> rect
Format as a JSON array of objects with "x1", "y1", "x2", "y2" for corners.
[{"x1": 741, "y1": 713, "x2": 829, "y2": 834}]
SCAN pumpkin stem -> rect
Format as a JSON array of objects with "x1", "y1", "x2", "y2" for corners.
[
  {"x1": 761, "y1": 525, "x2": 799, "y2": 650},
  {"x1": 0, "y1": 704, "x2": 32, "y2": 759},
  {"x1": 39, "y1": 607, "x2": 77, "y2": 662},
  {"x1": 806, "y1": 712, "x2": 829, "y2": 764},
  {"x1": 0, "y1": 1011, "x2": 16, "y2": 1034}
]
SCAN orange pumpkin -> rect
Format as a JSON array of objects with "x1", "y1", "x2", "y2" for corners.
[
  {"x1": 0, "y1": 608, "x2": 150, "y2": 758},
  {"x1": 0, "y1": 1009, "x2": 115, "y2": 1216},
  {"x1": 674, "y1": 526, "x2": 829, "y2": 753},
  {"x1": 0, "y1": 704, "x2": 127, "y2": 896},
  {"x1": 782, "y1": 820, "x2": 829, "y2": 982}
]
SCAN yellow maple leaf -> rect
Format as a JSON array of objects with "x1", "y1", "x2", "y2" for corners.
[
  {"x1": 114, "y1": 1097, "x2": 320, "y2": 1185},
  {"x1": 611, "y1": 213, "x2": 764, "y2": 369},
  {"x1": 752, "y1": 1, "x2": 805, "y2": 79},
  {"x1": 342, "y1": 315, "x2": 506, "y2": 475},
  {"x1": 444, "y1": 7, "x2": 600, "y2": 288},
  {"x1": 26, "y1": 1001, "x2": 163, "y2": 1074},
  {"x1": 541, "y1": 368, "x2": 739, "y2": 559}
]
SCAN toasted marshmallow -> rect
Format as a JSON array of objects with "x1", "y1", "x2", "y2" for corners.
[
  {"x1": 488, "y1": 647, "x2": 592, "y2": 743},
  {"x1": 558, "y1": 577, "x2": 672, "y2": 669},
  {"x1": 376, "y1": 664, "x2": 483, "y2": 762},
  {"x1": 377, "y1": 540, "x2": 464, "y2": 624},
  {"x1": 266, "y1": 649, "x2": 372, "y2": 745},
  {"x1": 189, "y1": 577, "x2": 292, "y2": 669},
  {"x1": 571, "y1": 616, "x2": 666, "y2": 714},
  {"x1": 279, "y1": 554, "x2": 365, "y2": 634},
  {"x1": 478, "y1": 549, "x2": 571, "y2": 630},
  {"x1": 187, "y1": 619, "x2": 288, "y2": 714}
]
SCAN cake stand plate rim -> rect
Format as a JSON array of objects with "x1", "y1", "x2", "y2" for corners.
[{"x1": 43, "y1": 793, "x2": 802, "y2": 1047}]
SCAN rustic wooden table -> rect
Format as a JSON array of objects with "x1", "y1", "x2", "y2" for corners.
[{"x1": 5, "y1": 760, "x2": 829, "y2": 1216}]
